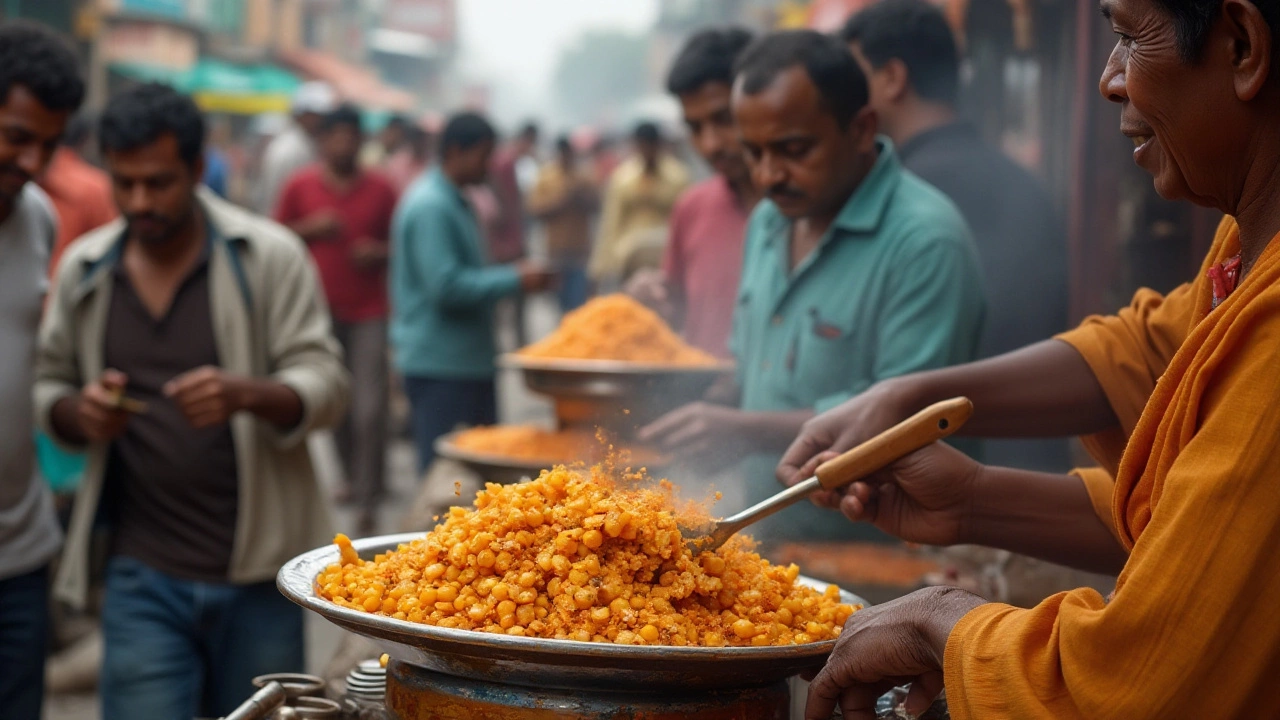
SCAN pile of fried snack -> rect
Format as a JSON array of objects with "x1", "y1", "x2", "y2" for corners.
[
  {"x1": 317, "y1": 464, "x2": 858, "y2": 647},
  {"x1": 518, "y1": 294, "x2": 719, "y2": 366},
  {"x1": 450, "y1": 425, "x2": 665, "y2": 467}
]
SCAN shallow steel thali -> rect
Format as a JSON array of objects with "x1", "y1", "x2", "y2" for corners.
[
  {"x1": 278, "y1": 533, "x2": 866, "y2": 693},
  {"x1": 499, "y1": 355, "x2": 734, "y2": 403},
  {"x1": 433, "y1": 432, "x2": 548, "y2": 484},
  {"x1": 434, "y1": 431, "x2": 671, "y2": 485}
]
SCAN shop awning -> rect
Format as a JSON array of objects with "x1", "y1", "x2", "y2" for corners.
[
  {"x1": 111, "y1": 59, "x2": 301, "y2": 114},
  {"x1": 278, "y1": 49, "x2": 416, "y2": 113}
]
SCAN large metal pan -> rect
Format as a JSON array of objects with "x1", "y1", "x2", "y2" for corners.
[{"x1": 278, "y1": 533, "x2": 865, "y2": 693}]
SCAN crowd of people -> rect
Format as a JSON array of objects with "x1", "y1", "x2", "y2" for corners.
[{"x1": 4, "y1": 0, "x2": 1280, "y2": 717}]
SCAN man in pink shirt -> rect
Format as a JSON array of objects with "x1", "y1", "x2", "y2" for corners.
[
  {"x1": 629, "y1": 28, "x2": 761, "y2": 359},
  {"x1": 275, "y1": 104, "x2": 398, "y2": 532}
]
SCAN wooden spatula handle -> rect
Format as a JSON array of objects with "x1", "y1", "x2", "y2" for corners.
[{"x1": 814, "y1": 397, "x2": 973, "y2": 491}]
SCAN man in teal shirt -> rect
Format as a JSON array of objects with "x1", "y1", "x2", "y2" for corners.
[
  {"x1": 390, "y1": 112, "x2": 553, "y2": 472},
  {"x1": 642, "y1": 30, "x2": 984, "y2": 540}
]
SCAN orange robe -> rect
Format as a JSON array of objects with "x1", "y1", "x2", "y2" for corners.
[{"x1": 945, "y1": 217, "x2": 1280, "y2": 718}]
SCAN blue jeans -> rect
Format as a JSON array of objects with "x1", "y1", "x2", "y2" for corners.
[
  {"x1": 403, "y1": 376, "x2": 496, "y2": 474},
  {"x1": 100, "y1": 556, "x2": 305, "y2": 720},
  {"x1": 557, "y1": 263, "x2": 589, "y2": 312},
  {"x1": 0, "y1": 564, "x2": 50, "y2": 720}
]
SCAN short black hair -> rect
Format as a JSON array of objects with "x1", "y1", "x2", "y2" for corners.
[
  {"x1": 321, "y1": 103, "x2": 363, "y2": 134},
  {"x1": 841, "y1": 0, "x2": 960, "y2": 106},
  {"x1": 1151, "y1": 1, "x2": 1280, "y2": 61},
  {"x1": 518, "y1": 121, "x2": 540, "y2": 141},
  {"x1": 99, "y1": 83, "x2": 205, "y2": 167},
  {"x1": 385, "y1": 114, "x2": 410, "y2": 130},
  {"x1": 0, "y1": 21, "x2": 85, "y2": 113},
  {"x1": 734, "y1": 30, "x2": 868, "y2": 128},
  {"x1": 633, "y1": 121, "x2": 661, "y2": 144},
  {"x1": 439, "y1": 112, "x2": 496, "y2": 155},
  {"x1": 666, "y1": 27, "x2": 755, "y2": 96},
  {"x1": 555, "y1": 134, "x2": 575, "y2": 155}
]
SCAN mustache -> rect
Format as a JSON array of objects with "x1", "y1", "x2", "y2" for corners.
[{"x1": 766, "y1": 184, "x2": 805, "y2": 201}]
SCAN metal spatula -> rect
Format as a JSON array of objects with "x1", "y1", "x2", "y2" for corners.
[{"x1": 684, "y1": 397, "x2": 973, "y2": 555}]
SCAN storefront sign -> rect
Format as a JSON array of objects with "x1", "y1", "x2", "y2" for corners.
[{"x1": 381, "y1": 0, "x2": 455, "y2": 44}]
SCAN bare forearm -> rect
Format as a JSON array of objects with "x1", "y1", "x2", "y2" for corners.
[
  {"x1": 890, "y1": 339, "x2": 1117, "y2": 438},
  {"x1": 964, "y1": 465, "x2": 1127, "y2": 575},
  {"x1": 739, "y1": 410, "x2": 814, "y2": 453}
]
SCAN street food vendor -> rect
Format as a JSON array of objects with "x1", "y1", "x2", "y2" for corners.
[
  {"x1": 641, "y1": 30, "x2": 985, "y2": 541},
  {"x1": 779, "y1": 0, "x2": 1280, "y2": 717}
]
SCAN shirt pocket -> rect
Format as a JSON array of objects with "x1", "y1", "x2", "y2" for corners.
[
  {"x1": 730, "y1": 292, "x2": 755, "y2": 374},
  {"x1": 789, "y1": 307, "x2": 859, "y2": 395}
]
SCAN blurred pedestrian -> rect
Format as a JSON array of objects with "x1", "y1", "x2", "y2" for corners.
[
  {"x1": 0, "y1": 21, "x2": 84, "y2": 720},
  {"x1": 527, "y1": 135, "x2": 599, "y2": 311},
  {"x1": 489, "y1": 121, "x2": 539, "y2": 345},
  {"x1": 36, "y1": 83, "x2": 348, "y2": 720},
  {"x1": 257, "y1": 81, "x2": 337, "y2": 214},
  {"x1": 383, "y1": 125, "x2": 431, "y2": 192},
  {"x1": 362, "y1": 113, "x2": 410, "y2": 169},
  {"x1": 589, "y1": 134, "x2": 621, "y2": 186},
  {"x1": 202, "y1": 116, "x2": 232, "y2": 199},
  {"x1": 390, "y1": 112, "x2": 554, "y2": 474},
  {"x1": 640, "y1": 31, "x2": 984, "y2": 542},
  {"x1": 588, "y1": 121, "x2": 689, "y2": 291},
  {"x1": 275, "y1": 104, "x2": 397, "y2": 534},
  {"x1": 627, "y1": 28, "x2": 760, "y2": 359},
  {"x1": 842, "y1": 0, "x2": 1070, "y2": 472},
  {"x1": 38, "y1": 112, "x2": 116, "y2": 276}
]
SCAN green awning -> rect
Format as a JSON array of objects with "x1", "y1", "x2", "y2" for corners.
[{"x1": 111, "y1": 59, "x2": 301, "y2": 114}]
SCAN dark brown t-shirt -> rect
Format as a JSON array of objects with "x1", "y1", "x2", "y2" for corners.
[{"x1": 103, "y1": 254, "x2": 239, "y2": 582}]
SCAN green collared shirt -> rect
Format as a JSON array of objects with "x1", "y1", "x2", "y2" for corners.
[
  {"x1": 390, "y1": 167, "x2": 521, "y2": 379},
  {"x1": 731, "y1": 138, "x2": 985, "y2": 541}
]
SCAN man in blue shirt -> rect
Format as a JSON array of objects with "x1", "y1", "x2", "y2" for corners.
[
  {"x1": 642, "y1": 30, "x2": 984, "y2": 540},
  {"x1": 390, "y1": 112, "x2": 553, "y2": 473}
]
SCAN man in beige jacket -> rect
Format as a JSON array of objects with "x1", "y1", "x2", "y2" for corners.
[{"x1": 35, "y1": 83, "x2": 348, "y2": 720}]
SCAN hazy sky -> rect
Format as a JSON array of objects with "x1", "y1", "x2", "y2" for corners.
[{"x1": 457, "y1": 0, "x2": 658, "y2": 121}]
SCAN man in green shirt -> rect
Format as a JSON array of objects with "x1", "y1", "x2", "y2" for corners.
[
  {"x1": 390, "y1": 112, "x2": 554, "y2": 473},
  {"x1": 642, "y1": 30, "x2": 984, "y2": 541}
]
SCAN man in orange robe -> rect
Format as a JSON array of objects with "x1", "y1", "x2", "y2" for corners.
[{"x1": 777, "y1": 0, "x2": 1280, "y2": 716}]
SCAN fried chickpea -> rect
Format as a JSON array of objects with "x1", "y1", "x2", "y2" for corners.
[{"x1": 315, "y1": 465, "x2": 859, "y2": 647}]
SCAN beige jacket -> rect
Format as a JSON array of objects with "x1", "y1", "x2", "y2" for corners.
[{"x1": 36, "y1": 188, "x2": 349, "y2": 608}]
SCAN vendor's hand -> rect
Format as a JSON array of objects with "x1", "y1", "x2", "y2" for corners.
[
  {"x1": 778, "y1": 380, "x2": 915, "y2": 488},
  {"x1": 638, "y1": 401, "x2": 745, "y2": 460},
  {"x1": 517, "y1": 260, "x2": 556, "y2": 293},
  {"x1": 300, "y1": 208, "x2": 342, "y2": 238},
  {"x1": 351, "y1": 241, "x2": 388, "y2": 270},
  {"x1": 76, "y1": 369, "x2": 132, "y2": 441},
  {"x1": 806, "y1": 586, "x2": 985, "y2": 720},
  {"x1": 164, "y1": 366, "x2": 251, "y2": 429},
  {"x1": 797, "y1": 441, "x2": 981, "y2": 547}
]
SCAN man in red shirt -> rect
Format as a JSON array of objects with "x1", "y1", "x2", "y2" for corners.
[
  {"x1": 628, "y1": 28, "x2": 761, "y2": 359},
  {"x1": 275, "y1": 104, "x2": 397, "y2": 532},
  {"x1": 38, "y1": 114, "x2": 116, "y2": 275}
]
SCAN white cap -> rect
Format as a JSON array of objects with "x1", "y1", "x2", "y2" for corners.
[
  {"x1": 292, "y1": 81, "x2": 338, "y2": 115},
  {"x1": 250, "y1": 112, "x2": 289, "y2": 137}
]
